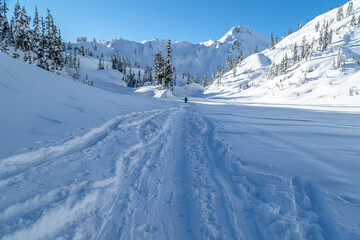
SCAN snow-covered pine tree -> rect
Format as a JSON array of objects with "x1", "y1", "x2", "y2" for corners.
[
  {"x1": 336, "y1": 48, "x2": 343, "y2": 68},
  {"x1": 186, "y1": 72, "x2": 191, "y2": 85},
  {"x1": 300, "y1": 36, "x2": 308, "y2": 60},
  {"x1": 293, "y1": 43, "x2": 298, "y2": 64},
  {"x1": 280, "y1": 53, "x2": 288, "y2": 73},
  {"x1": 136, "y1": 69, "x2": 141, "y2": 87},
  {"x1": 337, "y1": 5, "x2": 344, "y2": 21},
  {"x1": 350, "y1": 15, "x2": 357, "y2": 26},
  {"x1": 315, "y1": 22, "x2": 320, "y2": 32},
  {"x1": 1, "y1": 0, "x2": 10, "y2": 42},
  {"x1": 97, "y1": 53, "x2": 104, "y2": 70},
  {"x1": 153, "y1": 51, "x2": 164, "y2": 85},
  {"x1": 238, "y1": 51, "x2": 243, "y2": 63},
  {"x1": 111, "y1": 53, "x2": 118, "y2": 70},
  {"x1": 216, "y1": 66, "x2": 224, "y2": 84},
  {"x1": 270, "y1": 32, "x2": 275, "y2": 48},
  {"x1": 288, "y1": 26, "x2": 293, "y2": 36},
  {"x1": 72, "y1": 57, "x2": 80, "y2": 80},
  {"x1": 346, "y1": 1, "x2": 353, "y2": 17},
  {"x1": 0, "y1": 38, "x2": 8, "y2": 52},
  {"x1": 202, "y1": 71, "x2": 210, "y2": 88},
  {"x1": 164, "y1": 39, "x2": 173, "y2": 89},
  {"x1": 12, "y1": 2, "x2": 31, "y2": 51},
  {"x1": 31, "y1": 5, "x2": 40, "y2": 58},
  {"x1": 225, "y1": 55, "x2": 233, "y2": 72},
  {"x1": 297, "y1": 21, "x2": 303, "y2": 30},
  {"x1": 127, "y1": 67, "x2": 136, "y2": 88},
  {"x1": 143, "y1": 66, "x2": 152, "y2": 84},
  {"x1": 193, "y1": 73, "x2": 199, "y2": 84}
]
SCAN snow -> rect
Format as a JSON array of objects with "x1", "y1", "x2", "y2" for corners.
[
  {"x1": 69, "y1": 25, "x2": 270, "y2": 80},
  {"x1": 1, "y1": 1, "x2": 360, "y2": 239},
  {"x1": 204, "y1": 1, "x2": 360, "y2": 106}
]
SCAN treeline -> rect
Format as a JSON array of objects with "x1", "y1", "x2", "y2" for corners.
[
  {"x1": 265, "y1": 0, "x2": 357, "y2": 79},
  {"x1": 0, "y1": 1, "x2": 64, "y2": 72}
]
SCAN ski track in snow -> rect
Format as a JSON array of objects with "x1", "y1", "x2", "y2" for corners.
[{"x1": 0, "y1": 106, "x2": 343, "y2": 240}]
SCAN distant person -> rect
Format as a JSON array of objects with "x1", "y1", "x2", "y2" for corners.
[{"x1": 185, "y1": 97, "x2": 188, "y2": 103}]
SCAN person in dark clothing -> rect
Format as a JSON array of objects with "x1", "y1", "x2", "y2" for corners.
[{"x1": 185, "y1": 97, "x2": 188, "y2": 103}]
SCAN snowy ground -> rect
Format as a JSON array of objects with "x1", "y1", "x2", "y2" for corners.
[
  {"x1": 1, "y1": 97, "x2": 359, "y2": 239},
  {"x1": 1, "y1": 35, "x2": 360, "y2": 239}
]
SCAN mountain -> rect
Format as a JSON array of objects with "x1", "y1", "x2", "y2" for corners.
[
  {"x1": 70, "y1": 26, "x2": 270, "y2": 80},
  {"x1": 204, "y1": 0, "x2": 360, "y2": 105}
]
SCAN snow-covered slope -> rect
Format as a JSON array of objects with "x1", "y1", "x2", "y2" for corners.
[
  {"x1": 0, "y1": 52, "x2": 178, "y2": 159},
  {"x1": 1, "y1": 38, "x2": 360, "y2": 239},
  {"x1": 70, "y1": 26, "x2": 270, "y2": 79},
  {"x1": 205, "y1": 1, "x2": 360, "y2": 106}
]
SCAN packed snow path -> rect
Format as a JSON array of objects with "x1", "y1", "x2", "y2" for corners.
[{"x1": 0, "y1": 105, "x2": 348, "y2": 239}]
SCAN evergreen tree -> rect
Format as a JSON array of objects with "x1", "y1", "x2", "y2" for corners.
[
  {"x1": 293, "y1": 43, "x2": 298, "y2": 64},
  {"x1": 336, "y1": 48, "x2": 343, "y2": 68},
  {"x1": 32, "y1": 5, "x2": 40, "y2": 56},
  {"x1": 153, "y1": 51, "x2": 164, "y2": 85},
  {"x1": 143, "y1": 66, "x2": 153, "y2": 84},
  {"x1": 297, "y1": 21, "x2": 303, "y2": 30},
  {"x1": 315, "y1": 22, "x2": 320, "y2": 32},
  {"x1": 0, "y1": 38, "x2": 8, "y2": 52},
  {"x1": 164, "y1": 40, "x2": 173, "y2": 89},
  {"x1": 346, "y1": 1, "x2": 353, "y2": 17},
  {"x1": 193, "y1": 73, "x2": 199, "y2": 84},
  {"x1": 136, "y1": 69, "x2": 141, "y2": 87},
  {"x1": 202, "y1": 71, "x2": 210, "y2": 88},
  {"x1": 225, "y1": 55, "x2": 233, "y2": 72},
  {"x1": 12, "y1": 3, "x2": 31, "y2": 51},
  {"x1": 238, "y1": 51, "x2": 243, "y2": 63},
  {"x1": 280, "y1": 53, "x2": 288, "y2": 73},
  {"x1": 300, "y1": 36, "x2": 308, "y2": 60},
  {"x1": 270, "y1": 32, "x2": 275, "y2": 48},
  {"x1": 287, "y1": 26, "x2": 293, "y2": 36},
  {"x1": 97, "y1": 53, "x2": 104, "y2": 70},
  {"x1": 127, "y1": 67, "x2": 136, "y2": 87},
  {"x1": 186, "y1": 72, "x2": 191, "y2": 85},
  {"x1": 73, "y1": 58, "x2": 80, "y2": 80},
  {"x1": 1, "y1": 0, "x2": 10, "y2": 42},
  {"x1": 337, "y1": 5, "x2": 344, "y2": 21},
  {"x1": 216, "y1": 66, "x2": 224, "y2": 84}
]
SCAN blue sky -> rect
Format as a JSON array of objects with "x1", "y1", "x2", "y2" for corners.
[{"x1": 7, "y1": 0, "x2": 347, "y2": 42}]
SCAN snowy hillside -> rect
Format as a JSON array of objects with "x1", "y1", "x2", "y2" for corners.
[
  {"x1": 70, "y1": 26, "x2": 270, "y2": 79},
  {"x1": 0, "y1": 52, "x2": 178, "y2": 159},
  {"x1": 1, "y1": 50, "x2": 360, "y2": 239},
  {"x1": 1, "y1": 1, "x2": 360, "y2": 239},
  {"x1": 205, "y1": 1, "x2": 360, "y2": 106}
]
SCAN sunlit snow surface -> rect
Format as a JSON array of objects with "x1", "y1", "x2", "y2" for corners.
[{"x1": 1, "y1": 1, "x2": 360, "y2": 238}]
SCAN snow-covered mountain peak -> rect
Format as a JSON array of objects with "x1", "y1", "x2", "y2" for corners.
[
  {"x1": 218, "y1": 25, "x2": 261, "y2": 43},
  {"x1": 70, "y1": 26, "x2": 270, "y2": 80}
]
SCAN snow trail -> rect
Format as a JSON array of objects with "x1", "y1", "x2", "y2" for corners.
[{"x1": 0, "y1": 106, "x2": 342, "y2": 239}]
